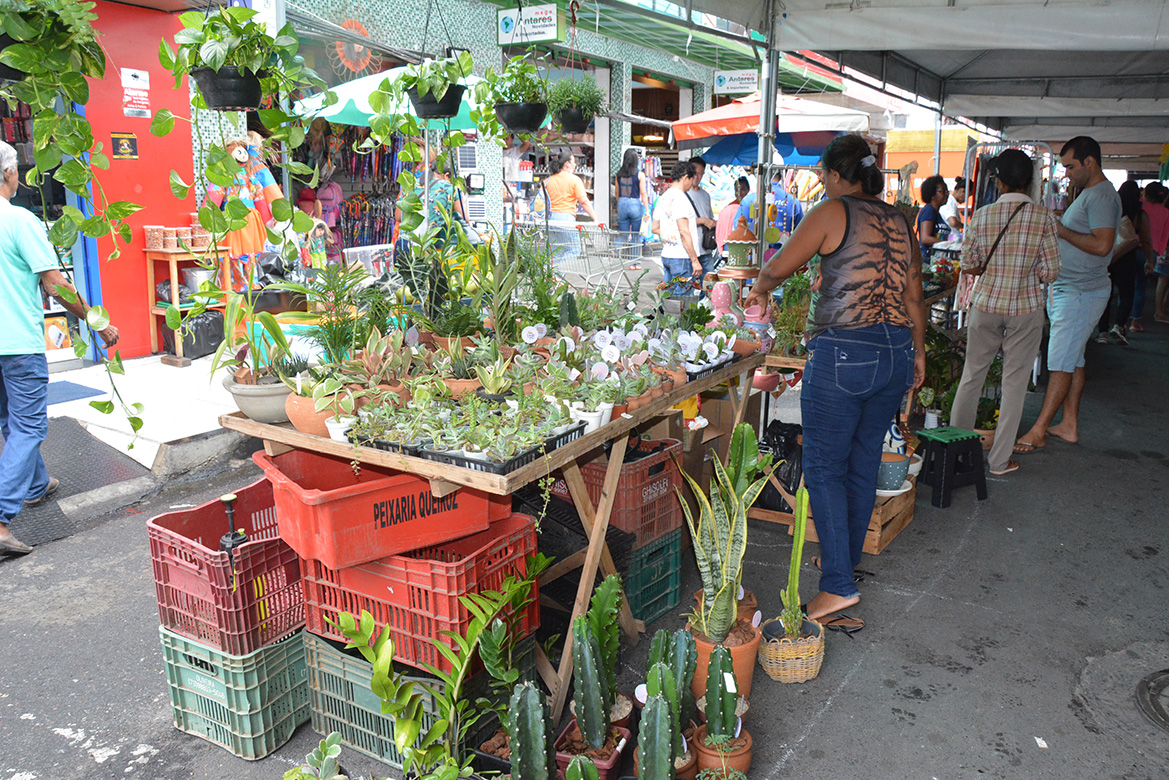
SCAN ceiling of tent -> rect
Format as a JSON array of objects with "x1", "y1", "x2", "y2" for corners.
[{"x1": 685, "y1": 0, "x2": 1169, "y2": 174}]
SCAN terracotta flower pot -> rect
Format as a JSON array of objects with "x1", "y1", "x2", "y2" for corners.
[
  {"x1": 444, "y1": 377, "x2": 482, "y2": 399},
  {"x1": 731, "y1": 338, "x2": 762, "y2": 356},
  {"x1": 975, "y1": 427, "x2": 995, "y2": 451},
  {"x1": 377, "y1": 381, "x2": 411, "y2": 407},
  {"x1": 285, "y1": 394, "x2": 331, "y2": 438},
  {"x1": 693, "y1": 725, "x2": 753, "y2": 778},
  {"x1": 554, "y1": 721, "x2": 631, "y2": 780},
  {"x1": 611, "y1": 403, "x2": 629, "y2": 419},
  {"x1": 667, "y1": 368, "x2": 688, "y2": 386},
  {"x1": 626, "y1": 395, "x2": 645, "y2": 412},
  {"x1": 433, "y1": 333, "x2": 478, "y2": 352},
  {"x1": 660, "y1": 379, "x2": 675, "y2": 394},
  {"x1": 690, "y1": 621, "x2": 761, "y2": 700}
]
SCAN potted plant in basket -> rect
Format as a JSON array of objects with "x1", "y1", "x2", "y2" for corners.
[
  {"x1": 473, "y1": 52, "x2": 548, "y2": 137},
  {"x1": 758, "y1": 485, "x2": 826, "y2": 684},
  {"x1": 547, "y1": 78, "x2": 606, "y2": 134},
  {"x1": 163, "y1": 7, "x2": 318, "y2": 111},
  {"x1": 676, "y1": 423, "x2": 777, "y2": 700}
]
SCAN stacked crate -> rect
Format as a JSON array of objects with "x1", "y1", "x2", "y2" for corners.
[
  {"x1": 147, "y1": 479, "x2": 309, "y2": 759},
  {"x1": 252, "y1": 448, "x2": 541, "y2": 768},
  {"x1": 549, "y1": 438, "x2": 685, "y2": 624}
]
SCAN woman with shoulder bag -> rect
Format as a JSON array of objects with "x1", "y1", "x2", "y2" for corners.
[{"x1": 951, "y1": 150, "x2": 1061, "y2": 473}]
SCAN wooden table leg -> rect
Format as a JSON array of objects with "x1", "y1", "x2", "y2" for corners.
[
  {"x1": 550, "y1": 436, "x2": 630, "y2": 721},
  {"x1": 146, "y1": 257, "x2": 158, "y2": 355},
  {"x1": 561, "y1": 458, "x2": 640, "y2": 641}
]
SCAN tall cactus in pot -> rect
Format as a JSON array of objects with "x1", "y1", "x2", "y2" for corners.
[
  {"x1": 571, "y1": 614, "x2": 612, "y2": 749},
  {"x1": 587, "y1": 574, "x2": 623, "y2": 708},
  {"x1": 637, "y1": 694, "x2": 676, "y2": 780},
  {"x1": 705, "y1": 646, "x2": 738, "y2": 739},
  {"x1": 648, "y1": 628, "x2": 698, "y2": 728},
  {"x1": 646, "y1": 662, "x2": 684, "y2": 760},
  {"x1": 508, "y1": 682, "x2": 556, "y2": 780}
]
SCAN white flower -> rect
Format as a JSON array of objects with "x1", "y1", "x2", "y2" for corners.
[
  {"x1": 593, "y1": 331, "x2": 612, "y2": 348},
  {"x1": 602, "y1": 344, "x2": 621, "y2": 363},
  {"x1": 590, "y1": 362, "x2": 610, "y2": 380},
  {"x1": 534, "y1": 323, "x2": 548, "y2": 338},
  {"x1": 522, "y1": 326, "x2": 539, "y2": 344}
]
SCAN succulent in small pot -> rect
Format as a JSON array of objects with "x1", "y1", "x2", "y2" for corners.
[{"x1": 547, "y1": 77, "x2": 606, "y2": 134}]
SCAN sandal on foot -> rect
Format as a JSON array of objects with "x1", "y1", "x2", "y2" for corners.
[
  {"x1": 820, "y1": 613, "x2": 865, "y2": 636},
  {"x1": 1013, "y1": 439, "x2": 1044, "y2": 454},
  {"x1": 990, "y1": 460, "x2": 1020, "y2": 476}
]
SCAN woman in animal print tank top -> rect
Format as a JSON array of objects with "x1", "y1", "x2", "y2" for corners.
[{"x1": 747, "y1": 134, "x2": 927, "y2": 633}]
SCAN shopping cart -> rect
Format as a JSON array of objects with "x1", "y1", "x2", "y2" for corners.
[{"x1": 548, "y1": 223, "x2": 660, "y2": 297}]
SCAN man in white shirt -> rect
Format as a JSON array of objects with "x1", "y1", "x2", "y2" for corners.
[
  {"x1": 687, "y1": 156, "x2": 719, "y2": 276},
  {"x1": 652, "y1": 160, "x2": 701, "y2": 295}
]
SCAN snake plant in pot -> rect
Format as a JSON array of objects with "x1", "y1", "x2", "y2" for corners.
[{"x1": 676, "y1": 423, "x2": 776, "y2": 700}]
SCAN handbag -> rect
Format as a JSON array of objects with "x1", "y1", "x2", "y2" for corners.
[{"x1": 684, "y1": 191, "x2": 717, "y2": 253}]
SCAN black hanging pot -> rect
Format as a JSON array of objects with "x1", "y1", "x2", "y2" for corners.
[
  {"x1": 408, "y1": 85, "x2": 465, "y2": 119},
  {"x1": 0, "y1": 34, "x2": 24, "y2": 82},
  {"x1": 495, "y1": 102, "x2": 547, "y2": 135},
  {"x1": 557, "y1": 108, "x2": 592, "y2": 134},
  {"x1": 190, "y1": 66, "x2": 263, "y2": 112}
]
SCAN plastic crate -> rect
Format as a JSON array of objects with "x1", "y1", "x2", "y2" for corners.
[
  {"x1": 624, "y1": 529, "x2": 682, "y2": 625},
  {"x1": 254, "y1": 449, "x2": 510, "y2": 570},
  {"x1": 549, "y1": 438, "x2": 684, "y2": 549},
  {"x1": 148, "y1": 479, "x2": 304, "y2": 656},
  {"x1": 420, "y1": 422, "x2": 586, "y2": 475},
  {"x1": 160, "y1": 627, "x2": 309, "y2": 760},
  {"x1": 305, "y1": 632, "x2": 536, "y2": 768},
  {"x1": 302, "y1": 513, "x2": 541, "y2": 673}
]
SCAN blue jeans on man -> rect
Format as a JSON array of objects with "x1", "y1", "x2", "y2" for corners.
[
  {"x1": 801, "y1": 324, "x2": 914, "y2": 598},
  {"x1": 0, "y1": 353, "x2": 51, "y2": 523}
]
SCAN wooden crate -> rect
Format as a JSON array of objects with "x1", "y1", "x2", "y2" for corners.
[{"x1": 747, "y1": 477, "x2": 915, "y2": 556}]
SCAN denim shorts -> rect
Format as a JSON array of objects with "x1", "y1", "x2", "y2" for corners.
[{"x1": 1046, "y1": 285, "x2": 1111, "y2": 372}]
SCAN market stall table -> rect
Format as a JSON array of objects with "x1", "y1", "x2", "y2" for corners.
[{"x1": 219, "y1": 352, "x2": 764, "y2": 720}]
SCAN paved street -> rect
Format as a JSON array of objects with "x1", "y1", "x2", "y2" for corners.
[{"x1": 2, "y1": 324, "x2": 1169, "y2": 779}]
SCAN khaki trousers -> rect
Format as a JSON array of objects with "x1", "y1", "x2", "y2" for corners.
[{"x1": 950, "y1": 307, "x2": 1045, "y2": 472}]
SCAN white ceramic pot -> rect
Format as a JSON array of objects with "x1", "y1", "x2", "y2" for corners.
[
  {"x1": 577, "y1": 409, "x2": 604, "y2": 434},
  {"x1": 924, "y1": 410, "x2": 940, "y2": 429},
  {"x1": 598, "y1": 401, "x2": 614, "y2": 426},
  {"x1": 325, "y1": 416, "x2": 356, "y2": 442},
  {"x1": 222, "y1": 375, "x2": 291, "y2": 424},
  {"x1": 463, "y1": 448, "x2": 488, "y2": 461}
]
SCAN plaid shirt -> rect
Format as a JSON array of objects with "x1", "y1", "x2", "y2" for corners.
[{"x1": 961, "y1": 193, "x2": 1061, "y2": 315}]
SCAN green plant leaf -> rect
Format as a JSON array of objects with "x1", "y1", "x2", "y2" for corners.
[
  {"x1": 48, "y1": 218, "x2": 79, "y2": 248},
  {"x1": 291, "y1": 211, "x2": 313, "y2": 232},
  {"x1": 224, "y1": 197, "x2": 252, "y2": 221},
  {"x1": 89, "y1": 399, "x2": 114, "y2": 414},
  {"x1": 271, "y1": 197, "x2": 293, "y2": 222},
  {"x1": 158, "y1": 39, "x2": 175, "y2": 70},
  {"x1": 78, "y1": 215, "x2": 111, "y2": 238},
  {"x1": 169, "y1": 170, "x2": 190, "y2": 199},
  {"x1": 90, "y1": 153, "x2": 110, "y2": 171},
  {"x1": 199, "y1": 38, "x2": 229, "y2": 72},
  {"x1": 151, "y1": 109, "x2": 176, "y2": 137},
  {"x1": 86, "y1": 306, "x2": 111, "y2": 331},
  {"x1": 53, "y1": 159, "x2": 91, "y2": 190},
  {"x1": 105, "y1": 201, "x2": 143, "y2": 220},
  {"x1": 165, "y1": 305, "x2": 182, "y2": 330}
]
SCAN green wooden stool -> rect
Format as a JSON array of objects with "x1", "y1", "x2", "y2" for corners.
[{"x1": 917, "y1": 426, "x2": 987, "y2": 508}]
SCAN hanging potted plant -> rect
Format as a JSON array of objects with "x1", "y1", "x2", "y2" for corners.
[
  {"x1": 397, "y1": 50, "x2": 473, "y2": 119},
  {"x1": 758, "y1": 485, "x2": 826, "y2": 684},
  {"x1": 474, "y1": 53, "x2": 548, "y2": 136},
  {"x1": 162, "y1": 7, "x2": 317, "y2": 112},
  {"x1": 547, "y1": 77, "x2": 606, "y2": 134}
]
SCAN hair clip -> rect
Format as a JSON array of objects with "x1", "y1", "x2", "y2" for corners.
[{"x1": 860, "y1": 155, "x2": 876, "y2": 168}]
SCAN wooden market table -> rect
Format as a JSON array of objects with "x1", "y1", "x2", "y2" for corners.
[
  {"x1": 145, "y1": 246, "x2": 232, "y2": 367},
  {"x1": 219, "y1": 352, "x2": 764, "y2": 720}
]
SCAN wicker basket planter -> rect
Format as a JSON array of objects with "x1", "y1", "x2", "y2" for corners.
[{"x1": 758, "y1": 617, "x2": 824, "y2": 684}]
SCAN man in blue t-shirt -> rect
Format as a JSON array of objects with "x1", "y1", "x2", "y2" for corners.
[
  {"x1": 1016, "y1": 136, "x2": 1120, "y2": 453},
  {"x1": 0, "y1": 141, "x2": 120, "y2": 555},
  {"x1": 736, "y1": 171, "x2": 803, "y2": 247}
]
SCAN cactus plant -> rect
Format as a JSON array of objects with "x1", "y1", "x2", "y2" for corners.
[
  {"x1": 571, "y1": 615, "x2": 611, "y2": 749},
  {"x1": 587, "y1": 574, "x2": 624, "y2": 704},
  {"x1": 704, "y1": 646, "x2": 737, "y2": 740},
  {"x1": 566, "y1": 755, "x2": 600, "y2": 780},
  {"x1": 779, "y1": 485, "x2": 810, "y2": 638},
  {"x1": 509, "y1": 682, "x2": 556, "y2": 780},
  {"x1": 648, "y1": 628, "x2": 698, "y2": 727},
  {"x1": 646, "y1": 662, "x2": 683, "y2": 759},
  {"x1": 637, "y1": 694, "x2": 676, "y2": 780}
]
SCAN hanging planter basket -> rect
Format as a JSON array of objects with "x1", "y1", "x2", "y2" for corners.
[
  {"x1": 190, "y1": 66, "x2": 263, "y2": 112},
  {"x1": 556, "y1": 108, "x2": 592, "y2": 134},
  {"x1": 757, "y1": 617, "x2": 825, "y2": 684},
  {"x1": 0, "y1": 34, "x2": 24, "y2": 82},
  {"x1": 408, "y1": 85, "x2": 465, "y2": 119},
  {"x1": 495, "y1": 102, "x2": 547, "y2": 135}
]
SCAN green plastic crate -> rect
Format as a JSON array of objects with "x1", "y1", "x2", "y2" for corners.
[
  {"x1": 625, "y1": 529, "x2": 682, "y2": 625},
  {"x1": 304, "y1": 632, "x2": 536, "y2": 768},
  {"x1": 160, "y1": 626, "x2": 310, "y2": 760}
]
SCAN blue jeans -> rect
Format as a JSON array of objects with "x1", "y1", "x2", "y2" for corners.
[
  {"x1": 661, "y1": 254, "x2": 694, "y2": 296},
  {"x1": 548, "y1": 213, "x2": 581, "y2": 264},
  {"x1": 802, "y1": 324, "x2": 914, "y2": 598},
  {"x1": 0, "y1": 353, "x2": 50, "y2": 523},
  {"x1": 616, "y1": 197, "x2": 644, "y2": 257}
]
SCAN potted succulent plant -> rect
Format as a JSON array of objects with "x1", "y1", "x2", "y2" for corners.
[
  {"x1": 474, "y1": 53, "x2": 548, "y2": 137},
  {"x1": 547, "y1": 78, "x2": 606, "y2": 134},
  {"x1": 692, "y1": 648, "x2": 753, "y2": 779}
]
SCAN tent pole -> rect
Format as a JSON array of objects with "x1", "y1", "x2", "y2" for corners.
[
  {"x1": 933, "y1": 110, "x2": 942, "y2": 176},
  {"x1": 755, "y1": 0, "x2": 777, "y2": 274}
]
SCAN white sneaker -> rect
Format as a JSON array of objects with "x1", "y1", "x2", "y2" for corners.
[
  {"x1": 1109, "y1": 325, "x2": 1129, "y2": 345},
  {"x1": 1095, "y1": 332, "x2": 1111, "y2": 344}
]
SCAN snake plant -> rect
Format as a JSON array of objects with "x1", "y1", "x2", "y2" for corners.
[{"x1": 677, "y1": 423, "x2": 777, "y2": 643}]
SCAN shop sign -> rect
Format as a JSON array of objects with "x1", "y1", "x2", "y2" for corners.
[
  {"x1": 121, "y1": 68, "x2": 150, "y2": 118},
  {"x1": 111, "y1": 133, "x2": 138, "y2": 160},
  {"x1": 498, "y1": 4, "x2": 563, "y2": 45},
  {"x1": 713, "y1": 69, "x2": 759, "y2": 95}
]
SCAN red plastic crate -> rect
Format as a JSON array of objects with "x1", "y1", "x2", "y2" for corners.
[
  {"x1": 550, "y1": 438, "x2": 684, "y2": 549},
  {"x1": 253, "y1": 450, "x2": 509, "y2": 570},
  {"x1": 148, "y1": 479, "x2": 304, "y2": 656},
  {"x1": 301, "y1": 513, "x2": 541, "y2": 673}
]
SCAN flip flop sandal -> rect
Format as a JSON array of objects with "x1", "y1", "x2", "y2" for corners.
[
  {"x1": 989, "y1": 460, "x2": 1020, "y2": 476},
  {"x1": 1013, "y1": 440, "x2": 1044, "y2": 454},
  {"x1": 810, "y1": 557, "x2": 865, "y2": 583},
  {"x1": 820, "y1": 613, "x2": 865, "y2": 636}
]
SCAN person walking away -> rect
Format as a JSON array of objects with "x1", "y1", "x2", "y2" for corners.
[
  {"x1": 1016, "y1": 136, "x2": 1120, "y2": 451},
  {"x1": 1130, "y1": 183, "x2": 1165, "y2": 330},
  {"x1": 686, "y1": 157, "x2": 719, "y2": 277},
  {"x1": 1143, "y1": 183, "x2": 1169, "y2": 323},
  {"x1": 940, "y1": 176, "x2": 967, "y2": 231},
  {"x1": 1096, "y1": 180, "x2": 1153, "y2": 345},
  {"x1": 917, "y1": 175, "x2": 952, "y2": 264},
  {"x1": 0, "y1": 140, "x2": 120, "y2": 555},
  {"x1": 543, "y1": 151, "x2": 601, "y2": 263},
  {"x1": 651, "y1": 160, "x2": 702, "y2": 295},
  {"x1": 717, "y1": 177, "x2": 750, "y2": 255},
  {"x1": 950, "y1": 150, "x2": 1060, "y2": 476},
  {"x1": 613, "y1": 148, "x2": 649, "y2": 260},
  {"x1": 745, "y1": 134, "x2": 927, "y2": 630}
]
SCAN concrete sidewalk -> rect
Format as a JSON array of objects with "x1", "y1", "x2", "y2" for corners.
[{"x1": 2, "y1": 323, "x2": 1167, "y2": 779}]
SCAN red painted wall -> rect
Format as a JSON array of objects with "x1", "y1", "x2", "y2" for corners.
[{"x1": 87, "y1": 2, "x2": 194, "y2": 358}]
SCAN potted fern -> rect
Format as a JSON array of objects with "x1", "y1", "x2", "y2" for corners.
[{"x1": 547, "y1": 78, "x2": 606, "y2": 134}]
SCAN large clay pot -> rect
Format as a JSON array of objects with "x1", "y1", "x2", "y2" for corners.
[
  {"x1": 222, "y1": 375, "x2": 291, "y2": 424},
  {"x1": 693, "y1": 725, "x2": 753, "y2": 778},
  {"x1": 731, "y1": 338, "x2": 762, "y2": 356},
  {"x1": 433, "y1": 334, "x2": 477, "y2": 352},
  {"x1": 285, "y1": 393, "x2": 331, "y2": 437},
  {"x1": 690, "y1": 621, "x2": 761, "y2": 700}
]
